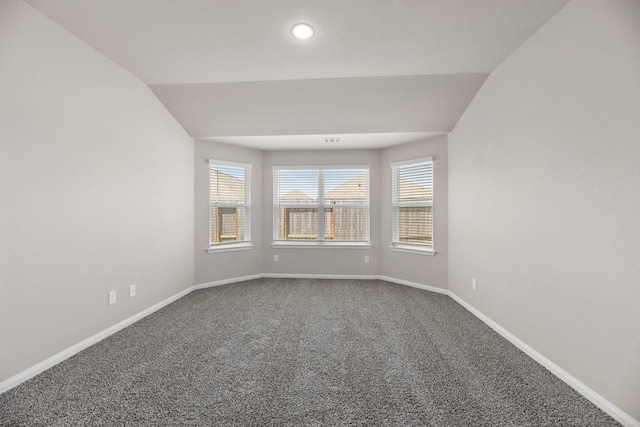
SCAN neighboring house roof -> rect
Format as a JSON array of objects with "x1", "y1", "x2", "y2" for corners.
[
  {"x1": 325, "y1": 173, "x2": 367, "y2": 202},
  {"x1": 279, "y1": 188, "x2": 314, "y2": 202},
  {"x1": 210, "y1": 170, "x2": 244, "y2": 202}
]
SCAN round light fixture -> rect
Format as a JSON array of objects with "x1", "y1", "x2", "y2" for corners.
[{"x1": 291, "y1": 23, "x2": 314, "y2": 40}]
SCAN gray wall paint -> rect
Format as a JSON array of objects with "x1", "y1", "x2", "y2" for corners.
[
  {"x1": 381, "y1": 137, "x2": 448, "y2": 289},
  {"x1": 448, "y1": 0, "x2": 640, "y2": 420},
  {"x1": 194, "y1": 141, "x2": 264, "y2": 284},
  {"x1": 262, "y1": 150, "x2": 382, "y2": 276},
  {"x1": 195, "y1": 145, "x2": 438, "y2": 286},
  {"x1": 0, "y1": 1, "x2": 194, "y2": 383}
]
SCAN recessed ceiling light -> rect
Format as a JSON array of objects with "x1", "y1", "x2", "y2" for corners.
[{"x1": 291, "y1": 23, "x2": 314, "y2": 40}]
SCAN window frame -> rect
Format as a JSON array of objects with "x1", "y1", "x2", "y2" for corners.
[
  {"x1": 272, "y1": 165, "x2": 371, "y2": 247},
  {"x1": 207, "y1": 159, "x2": 252, "y2": 253},
  {"x1": 390, "y1": 157, "x2": 434, "y2": 255}
]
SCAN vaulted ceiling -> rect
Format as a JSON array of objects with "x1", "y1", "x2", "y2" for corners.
[{"x1": 25, "y1": 0, "x2": 569, "y2": 150}]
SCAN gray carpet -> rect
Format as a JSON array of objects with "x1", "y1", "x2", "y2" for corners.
[{"x1": 0, "y1": 278, "x2": 620, "y2": 426}]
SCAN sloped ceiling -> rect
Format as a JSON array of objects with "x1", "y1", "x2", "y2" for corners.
[{"x1": 25, "y1": 0, "x2": 569, "y2": 149}]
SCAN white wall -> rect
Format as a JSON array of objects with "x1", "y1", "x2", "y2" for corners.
[
  {"x1": 0, "y1": 0, "x2": 194, "y2": 384},
  {"x1": 448, "y1": 0, "x2": 640, "y2": 421},
  {"x1": 194, "y1": 141, "x2": 263, "y2": 284},
  {"x1": 381, "y1": 137, "x2": 448, "y2": 289}
]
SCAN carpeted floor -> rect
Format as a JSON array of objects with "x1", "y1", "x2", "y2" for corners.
[{"x1": 0, "y1": 278, "x2": 621, "y2": 426}]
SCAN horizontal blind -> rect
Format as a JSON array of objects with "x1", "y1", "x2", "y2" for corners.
[
  {"x1": 397, "y1": 162, "x2": 432, "y2": 204},
  {"x1": 273, "y1": 167, "x2": 369, "y2": 242},
  {"x1": 392, "y1": 159, "x2": 433, "y2": 248},
  {"x1": 274, "y1": 169, "x2": 319, "y2": 241},
  {"x1": 210, "y1": 161, "x2": 251, "y2": 245},
  {"x1": 323, "y1": 169, "x2": 369, "y2": 241},
  {"x1": 323, "y1": 169, "x2": 367, "y2": 205}
]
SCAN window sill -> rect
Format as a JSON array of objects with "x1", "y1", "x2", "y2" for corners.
[
  {"x1": 272, "y1": 241, "x2": 372, "y2": 249},
  {"x1": 206, "y1": 243, "x2": 253, "y2": 254},
  {"x1": 389, "y1": 245, "x2": 436, "y2": 256}
]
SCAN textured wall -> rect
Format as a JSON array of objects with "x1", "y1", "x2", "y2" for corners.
[
  {"x1": 0, "y1": 0, "x2": 194, "y2": 383},
  {"x1": 448, "y1": 0, "x2": 640, "y2": 421}
]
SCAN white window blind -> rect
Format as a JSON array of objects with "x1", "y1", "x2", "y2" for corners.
[
  {"x1": 391, "y1": 157, "x2": 433, "y2": 249},
  {"x1": 274, "y1": 167, "x2": 369, "y2": 242},
  {"x1": 209, "y1": 160, "x2": 251, "y2": 246}
]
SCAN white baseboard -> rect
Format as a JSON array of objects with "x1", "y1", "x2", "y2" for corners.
[
  {"x1": 260, "y1": 274, "x2": 446, "y2": 296},
  {"x1": 193, "y1": 274, "x2": 264, "y2": 290},
  {"x1": 379, "y1": 275, "x2": 448, "y2": 295},
  {"x1": 0, "y1": 285, "x2": 194, "y2": 395},
  {"x1": 448, "y1": 292, "x2": 639, "y2": 427},
  {"x1": 261, "y1": 273, "x2": 381, "y2": 281}
]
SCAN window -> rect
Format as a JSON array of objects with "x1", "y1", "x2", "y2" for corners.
[
  {"x1": 209, "y1": 160, "x2": 251, "y2": 249},
  {"x1": 391, "y1": 157, "x2": 433, "y2": 252},
  {"x1": 273, "y1": 167, "x2": 369, "y2": 244}
]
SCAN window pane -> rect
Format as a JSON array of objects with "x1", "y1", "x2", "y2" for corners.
[
  {"x1": 274, "y1": 167, "x2": 369, "y2": 242},
  {"x1": 209, "y1": 160, "x2": 251, "y2": 246},
  {"x1": 275, "y1": 170, "x2": 318, "y2": 205},
  {"x1": 398, "y1": 206, "x2": 432, "y2": 246},
  {"x1": 210, "y1": 207, "x2": 246, "y2": 245},
  {"x1": 210, "y1": 164, "x2": 245, "y2": 204},
  {"x1": 275, "y1": 207, "x2": 319, "y2": 240},
  {"x1": 398, "y1": 162, "x2": 432, "y2": 203},
  {"x1": 324, "y1": 207, "x2": 368, "y2": 241},
  {"x1": 324, "y1": 169, "x2": 367, "y2": 205},
  {"x1": 392, "y1": 159, "x2": 433, "y2": 248}
]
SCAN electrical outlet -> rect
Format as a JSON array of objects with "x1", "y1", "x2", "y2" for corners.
[
  {"x1": 108, "y1": 290, "x2": 117, "y2": 305},
  {"x1": 274, "y1": 254, "x2": 279, "y2": 262},
  {"x1": 472, "y1": 278, "x2": 477, "y2": 291},
  {"x1": 129, "y1": 284, "x2": 136, "y2": 298},
  {"x1": 364, "y1": 256, "x2": 370, "y2": 264}
]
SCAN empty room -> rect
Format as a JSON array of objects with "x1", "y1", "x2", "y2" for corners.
[{"x1": 1, "y1": 0, "x2": 639, "y2": 425}]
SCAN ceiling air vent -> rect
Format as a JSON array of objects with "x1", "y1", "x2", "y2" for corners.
[{"x1": 323, "y1": 137, "x2": 341, "y2": 144}]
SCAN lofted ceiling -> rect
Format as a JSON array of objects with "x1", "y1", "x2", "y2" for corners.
[{"x1": 25, "y1": 0, "x2": 570, "y2": 150}]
